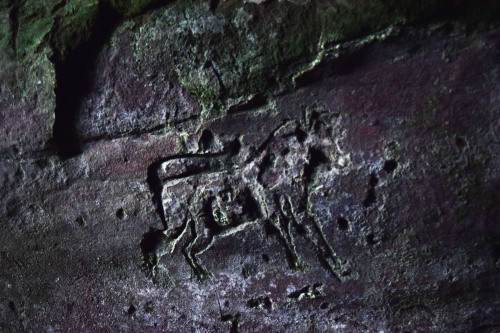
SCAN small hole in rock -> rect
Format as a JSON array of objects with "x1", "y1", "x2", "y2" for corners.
[
  {"x1": 263, "y1": 297, "x2": 272, "y2": 310},
  {"x1": 295, "y1": 223, "x2": 306, "y2": 235},
  {"x1": 140, "y1": 228, "x2": 166, "y2": 268},
  {"x1": 9, "y1": 301, "x2": 16, "y2": 313},
  {"x1": 261, "y1": 254, "x2": 270, "y2": 262},
  {"x1": 127, "y1": 305, "x2": 136, "y2": 316},
  {"x1": 320, "y1": 302, "x2": 329, "y2": 310},
  {"x1": 36, "y1": 159, "x2": 49, "y2": 169},
  {"x1": 221, "y1": 314, "x2": 233, "y2": 322},
  {"x1": 220, "y1": 190, "x2": 232, "y2": 202},
  {"x1": 337, "y1": 217, "x2": 349, "y2": 230},
  {"x1": 199, "y1": 129, "x2": 215, "y2": 152},
  {"x1": 246, "y1": 298, "x2": 259, "y2": 308},
  {"x1": 383, "y1": 160, "x2": 398, "y2": 173},
  {"x1": 455, "y1": 136, "x2": 466, "y2": 148},
  {"x1": 75, "y1": 216, "x2": 87, "y2": 227},
  {"x1": 228, "y1": 138, "x2": 241, "y2": 156},
  {"x1": 366, "y1": 233, "x2": 377, "y2": 245},
  {"x1": 295, "y1": 128, "x2": 307, "y2": 143},
  {"x1": 116, "y1": 208, "x2": 126, "y2": 220}
]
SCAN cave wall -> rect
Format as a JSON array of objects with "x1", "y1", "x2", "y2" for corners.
[{"x1": 1, "y1": 0, "x2": 500, "y2": 331}]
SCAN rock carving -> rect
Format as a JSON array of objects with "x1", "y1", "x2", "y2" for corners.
[{"x1": 144, "y1": 112, "x2": 351, "y2": 282}]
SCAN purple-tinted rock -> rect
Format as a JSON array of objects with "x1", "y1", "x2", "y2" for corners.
[
  {"x1": 1, "y1": 1, "x2": 500, "y2": 332},
  {"x1": 0, "y1": 52, "x2": 55, "y2": 155}
]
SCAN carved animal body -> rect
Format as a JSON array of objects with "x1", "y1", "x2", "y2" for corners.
[{"x1": 146, "y1": 115, "x2": 348, "y2": 282}]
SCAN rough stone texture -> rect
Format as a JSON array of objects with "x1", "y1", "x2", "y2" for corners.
[{"x1": 1, "y1": 1, "x2": 500, "y2": 332}]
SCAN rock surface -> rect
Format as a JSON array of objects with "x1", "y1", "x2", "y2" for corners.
[{"x1": 1, "y1": 0, "x2": 500, "y2": 332}]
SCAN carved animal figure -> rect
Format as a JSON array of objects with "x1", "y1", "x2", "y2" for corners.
[{"x1": 145, "y1": 112, "x2": 349, "y2": 281}]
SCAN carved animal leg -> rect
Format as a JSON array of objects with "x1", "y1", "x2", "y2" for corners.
[
  {"x1": 308, "y1": 215, "x2": 343, "y2": 280},
  {"x1": 183, "y1": 216, "x2": 212, "y2": 281},
  {"x1": 281, "y1": 194, "x2": 343, "y2": 280},
  {"x1": 273, "y1": 214, "x2": 304, "y2": 271}
]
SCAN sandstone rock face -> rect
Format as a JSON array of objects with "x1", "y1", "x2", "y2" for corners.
[{"x1": 1, "y1": 1, "x2": 500, "y2": 332}]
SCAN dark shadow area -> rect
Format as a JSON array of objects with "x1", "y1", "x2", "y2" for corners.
[
  {"x1": 51, "y1": 2, "x2": 121, "y2": 158},
  {"x1": 140, "y1": 228, "x2": 166, "y2": 269},
  {"x1": 140, "y1": 0, "x2": 176, "y2": 16},
  {"x1": 8, "y1": 2, "x2": 19, "y2": 55},
  {"x1": 337, "y1": 216, "x2": 349, "y2": 231},
  {"x1": 295, "y1": 47, "x2": 370, "y2": 88},
  {"x1": 146, "y1": 161, "x2": 167, "y2": 226},
  {"x1": 383, "y1": 160, "x2": 398, "y2": 173},
  {"x1": 228, "y1": 94, "x2": 268, "y2": 114},
  {"x1": 363, "y1": 173, "x2": 379, "y2": 207},
  {"x1": 303, "y1": 147, "x2": 329, "y2": 183}
]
